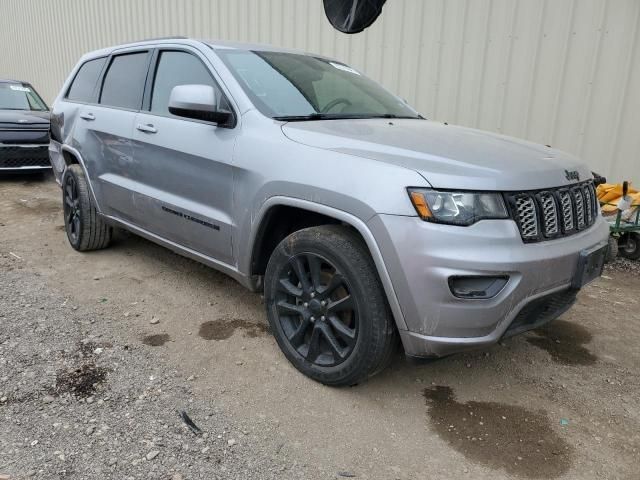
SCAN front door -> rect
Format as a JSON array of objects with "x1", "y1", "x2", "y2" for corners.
[{"x1": 129, "y1": 49, "x2": 237, "y2": 266}]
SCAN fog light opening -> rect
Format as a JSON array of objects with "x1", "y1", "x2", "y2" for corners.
[{"x1": 448, "y1": 276, "x2": 508, "y2": 299}]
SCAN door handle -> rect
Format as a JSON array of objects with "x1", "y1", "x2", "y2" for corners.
[
  {"x1": 80, "y1": 113, "x2": 95, "y2": 121},
  {"x1": 136, "y1": 123, "x2": 157, "y2": 134}
]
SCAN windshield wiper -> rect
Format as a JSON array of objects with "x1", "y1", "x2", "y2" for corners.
[
  {"x1": 274, "y1": 113, "x2": 424, "y2": 122},
  {"x1": 273, "y1": 113, "x2": 348, "y2": 122},
  {"x1": 364, "y1": 114, "x2": 423, "y2": 119}
]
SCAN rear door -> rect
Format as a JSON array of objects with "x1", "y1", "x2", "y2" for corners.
[
  {"x1": 129, "y1": 47, "x2": 238, "y2": 265},
  {"x1": 78, "y1": 49, "x2": 152, "y2": 217},
  {"x1": 53, "y1": 55, "x2": 108, "y2": 183}
]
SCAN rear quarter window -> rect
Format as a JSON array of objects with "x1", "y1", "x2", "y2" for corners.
[
  {"x1": 66, "y1": 57, "x2": 107, "y2": 103},
  {"x1": 99, "y1": 52, "x2": 150, "y2": 110}
]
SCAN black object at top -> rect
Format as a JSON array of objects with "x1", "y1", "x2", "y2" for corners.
[
  {"x1": 591, "y1": 171, "x2": 607, "y2": 187},
  {"x1": 323, "y1": 0, "x2": 387, "y2": 34}
]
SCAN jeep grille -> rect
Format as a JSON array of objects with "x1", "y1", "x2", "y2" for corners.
[{"x1": 505, "y1": 180, "x2": 598, "y2": 242}]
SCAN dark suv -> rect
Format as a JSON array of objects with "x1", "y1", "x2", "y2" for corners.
[{"x1": 0, "y1": 79, "x2": 50, "y2": 173}]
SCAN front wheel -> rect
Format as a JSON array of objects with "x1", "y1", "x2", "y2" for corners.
[{"x1": 264, "y1": 225, "x2": 398, "y2": 386}]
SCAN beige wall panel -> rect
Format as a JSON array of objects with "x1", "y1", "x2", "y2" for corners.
[{"x1": 0, "y1": 0, "x2": 637, "y2": 183}]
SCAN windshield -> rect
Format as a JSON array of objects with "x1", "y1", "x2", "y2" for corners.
[
  {"x1": 0, "y1": 83, "x2": 48, "y2": 111},
  {"x1": 216, "y1": 49, "x2": 420, "y2": 120}
]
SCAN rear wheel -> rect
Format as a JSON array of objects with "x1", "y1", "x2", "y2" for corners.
[
  {"x1": 264, "y1": 225, "x2": 397, "y2": 386},
  {"x1": 618, "y1": 232, "x2": 640, "y2": 260},
  {"x1": 62, "y1": 164, "x2": 112, "y2": 251}
]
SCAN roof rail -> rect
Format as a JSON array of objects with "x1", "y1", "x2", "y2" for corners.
[{"x1": 135, "y1": 35, "x2": 189, "y2": 42}]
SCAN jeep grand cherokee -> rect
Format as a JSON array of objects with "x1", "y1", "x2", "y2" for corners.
[{"x1": 49, "y1": 38, "x2": 609, "y2": 386}]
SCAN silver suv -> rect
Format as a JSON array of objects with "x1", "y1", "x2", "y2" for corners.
[{"x1": 50, "y1": 38, "x2": 609, "y2": 386}]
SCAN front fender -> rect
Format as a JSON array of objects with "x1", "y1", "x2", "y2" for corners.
[
  {"x1": 59, "y1": 144, "x2": 103, "y2": 213},
  {"x1": 243, "y1": 196, "x2": 408, "y2": 331}
]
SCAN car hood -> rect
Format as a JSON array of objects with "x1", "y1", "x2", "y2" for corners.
[
  {"x1": 0, "y1": 110, "x2": 50, "y2": 129},
  {"x1": 281, "y1": 119, "x2": 592, "y2": 191}
]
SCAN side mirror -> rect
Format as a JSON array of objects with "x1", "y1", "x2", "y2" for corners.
[{"x1": 168, "y1": 84, "x2": 232, "y2": 126}]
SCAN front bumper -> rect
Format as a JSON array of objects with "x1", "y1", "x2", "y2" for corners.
[
  {"x1": 369, "y1": 214, "x2": 609, "y2": 357},
  {"x1": 0, "y1": 144, "x2": 51, "y2": 171}
]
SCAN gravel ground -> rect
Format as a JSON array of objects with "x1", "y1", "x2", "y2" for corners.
[
  {"x1": 1, "y1": 173, "x2": 639, "y2": 480},
  {"x1": 0, "y1": 264, "x2": 315, "y2": 479},
  {"x1": 605, "y1": 256, "x2": 640, "y2": 275}
]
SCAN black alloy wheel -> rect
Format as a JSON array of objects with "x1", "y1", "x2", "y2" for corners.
[
  {"x1": 63, "y1": 172, "x2": 81, "y2": 244},
  {"x1": 274, "y1": 252, "x2": 359, "y2": 367},
  {"x1": 61, "y1": 164, "x2": 112, "y2": 251},
  {"x1": 264, "y1": 225, "x2": 398, "y2": 386}
]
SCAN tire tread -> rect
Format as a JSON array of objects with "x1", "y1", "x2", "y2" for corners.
[
  {"x1": 63, "y1": 164, "x2": 112, "y2": 251},
  {"x1": 265, "y1": 224, "x2": 398, "y2": 386}
]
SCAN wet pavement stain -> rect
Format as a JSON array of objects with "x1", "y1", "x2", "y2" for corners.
[
  {"x1": 199, "y1": 318, "x2": 269, "y2": 341},
  {"x1": 526, "y1": 320, "x2": 597, "y2": 366},
  {"x1": 423, "y1": 386, "x2": 573, "y2": 479},
  {"x1": 142, "y1": 334, "x2": 171, "y2": 346},
  {"x1": 54, "y1": 363, "x2": 108, "y2": 398}
]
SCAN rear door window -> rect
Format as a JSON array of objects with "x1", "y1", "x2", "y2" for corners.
[
  {"x1": 66, "y1": 57, "x2": 107, "y2": 103},
  {"x1": 99, "y1": 52, "x2": 150, "y2": 110},
  {"x1": 149, "y1": 50, "x2": 229, "y2": 116}
]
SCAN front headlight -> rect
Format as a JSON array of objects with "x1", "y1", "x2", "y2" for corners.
[{"x1": 407, "y1": 188, "x2": 508, "y2": 226}]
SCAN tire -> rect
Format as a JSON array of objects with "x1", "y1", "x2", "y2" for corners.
[
  {"x1": 606, "y1": 235, "x2": 618, "y2": 263},
  {"x1": 62, "y1": 164, "x2": 112, "y2": 251},
  {"x1": 264, "y1": 225, "x2": 398, "y2": 386},
  {"x1": 618, "y1": 232, "x2": 640, "y2": 261}
]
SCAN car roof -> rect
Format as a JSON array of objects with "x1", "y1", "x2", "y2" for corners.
[
  {"x1": 202, "y1": 39, "x2": 310, "y2": 55},
  {"x1": 0, "y1": 79, "x2": 28, "y2": 84},
  {"x1": 79, "y1": 37, "x2": 321, "y2": 61}
]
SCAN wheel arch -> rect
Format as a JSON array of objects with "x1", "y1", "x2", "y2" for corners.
[
  {"x1": 247, "y1": 197, "x2": 408, "y2": 331},
  {"x1": 60, "y1": 145, "x2": 103, "y2": 213},
  {"x1": 249, "y1": 205, "x2": 340, "y2": 277}
]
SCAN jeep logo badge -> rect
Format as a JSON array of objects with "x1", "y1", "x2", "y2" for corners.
[{"x1": 565, "y1": 170, "x2": 580, "y2": 182}]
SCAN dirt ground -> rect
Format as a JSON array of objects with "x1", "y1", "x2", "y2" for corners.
[{"x1": 1, "y1": 172, "x2": 639, "y2": 480}]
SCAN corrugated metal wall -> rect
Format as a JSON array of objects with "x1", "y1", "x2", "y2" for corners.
[{"x1": 1, "y1": 0, "x2": 638, "y2": 183}]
